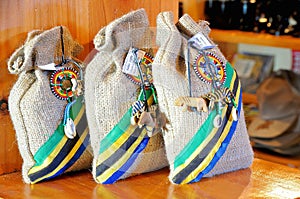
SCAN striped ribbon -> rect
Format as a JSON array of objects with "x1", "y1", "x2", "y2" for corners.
[
  {"x1": 95, "y1": 89, "x2": 154, "y2": 184},
  {"x1": 28, "y1": 96, "x2": 90, "y2": 184},
  {"x1": 170, "y1": 62, "x2": 242, "y2": 184}
]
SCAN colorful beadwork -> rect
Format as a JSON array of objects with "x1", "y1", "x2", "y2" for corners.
[
  {"x1": 193, "y1": 52, "x2": 226, "y2": 84},
  {"x1": 50, "y1": 67, "x2": 79, "y2": 100}
]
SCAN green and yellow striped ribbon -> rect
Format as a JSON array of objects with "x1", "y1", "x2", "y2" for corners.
[
  {"x1": 95, "y1": 88, "x2": 154, "y2": 184},
  {"x1": 171, "y1": 62, "x2": 242, "y2": 184},
  {"x1": 28, "y1": 96, "x2": 90, "y2": 184}
]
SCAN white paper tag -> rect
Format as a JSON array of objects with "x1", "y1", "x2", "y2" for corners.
[
  {"x1": 38, "y1": 63, "x2": 57, "y2": 70},
  {"x1": 122, "y1": 47, "x2": 146, "y2": 76},
  {"x1": 189, "y1": 32, "x2": 213, "y2": 50}
]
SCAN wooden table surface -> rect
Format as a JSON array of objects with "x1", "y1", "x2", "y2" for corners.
[{"x1": 0, "y1": 158, "x2": 299, "y2": 199}]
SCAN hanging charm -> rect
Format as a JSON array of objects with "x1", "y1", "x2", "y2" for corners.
[
  {"x1": 49, "y1": 66, "x2": 82, "y2": 139},
  {"x1": 138, "y1": 104, "x2": 169, "y2": 137},
  {"x1": 201, "y1": 87, "x2": 236, "y2": 110},
  {"x1": 124, "y1": 47, "x2": 168, "y2": 137},
  {"x1": 63, "y1": 99, "x2": 77, "y2": 139},
  {"x1": 130, "y1": 100, "x2": 146, "y2": 126},
  {"x1": 50, "y1": 67, "x2": 79, "y2": 100},
  {"x1": 213, "y1": 114, "x2": 222, "y2": 128},
  {"x1": 184, "y1": 39, "x2": 238, "y2": 127},
  {"x1": 231, "y1": 106, "x2": 238, "y2": 121},
  {"x1": 46, "y1": 26, "x2": 85, "y2": 139},
  {"x1": 174, "y1": 96, "x2": 208, "y2": 112},
  {"x1": 193, "y1": 51, "x2": 226, "y2": 85},
  {"x1": 64, "y1": 118, "x2": 76, "y2": 139}
]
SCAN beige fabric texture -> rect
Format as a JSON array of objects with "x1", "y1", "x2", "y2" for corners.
[
  {"x1": 152, "y1": 12, "x2": 253, "y2": 183},
  {"x1": 84, "y1": 9, "x2": 168, "y2": 183},
  {"x1": 8, "y1": 26, "x2": 92, "y2": 183}
]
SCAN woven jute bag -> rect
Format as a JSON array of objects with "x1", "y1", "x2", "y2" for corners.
[
  {"x1": 8, "y1": 26, "x2": 92, "y2": 184},
  {"x1": 152, "y1": 12, "x2": 253, "y2": 184},
  {"x1": 84, "y1": 9, "x2": 168, "y2": 184}
]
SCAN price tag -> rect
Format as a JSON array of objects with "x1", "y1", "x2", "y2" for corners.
[
  {"x1": 122, "y1": 47, "x2": 146, "y2": 76},
  {"x1": 188, "y1": 32, "x2": 213, "y2": 50}
]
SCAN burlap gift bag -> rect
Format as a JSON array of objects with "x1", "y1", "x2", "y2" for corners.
[
  {"x1": 8, "y1": 26, "x2": 92, "y2": 184},
  {"x1": 85, "y1": 9, "x2": 168, "y2": 184},
  {"x1": 152, "y1": 12, "x2": 253, "y2": 184}
]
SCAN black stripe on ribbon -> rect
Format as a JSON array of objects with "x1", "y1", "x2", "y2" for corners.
[
  {"x1": 28, "y1": 111, "x2": 88, "y2": 182},
  {"x1": 172, "y1": 76, "x2": 239, "y2": 184}
]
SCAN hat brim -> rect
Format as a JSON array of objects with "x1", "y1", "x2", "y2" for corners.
[
  {"x1": 254, "y1": 142, "x2": 300, "y2": 156},
  {"x1": 251, "y1": 132, "x2": 300, "y2": 148},
  {"x1": 248, "y1": 114, "x2": 297, "y2": 138}
]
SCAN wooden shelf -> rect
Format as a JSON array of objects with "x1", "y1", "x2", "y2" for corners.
[
  {"x1": 1, "y1": 159, "x2": 300, "y2": 199},
  {"x1": 210, "y1": 29, "x2": 300, "y2": 50}
]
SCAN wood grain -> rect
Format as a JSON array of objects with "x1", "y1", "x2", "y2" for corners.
[
  {"x1": 0, "y1": 0, "x2": 178, "y2": 175},
  {"x1": 0, "y1": 159, "x2": 299, "y2": 199},
  {"x1": 210, "y1": 29, "x2": 300, "y2": 51},
  {"x1": 180, "y1": 0, "x2": 206, "y2": 21}
]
